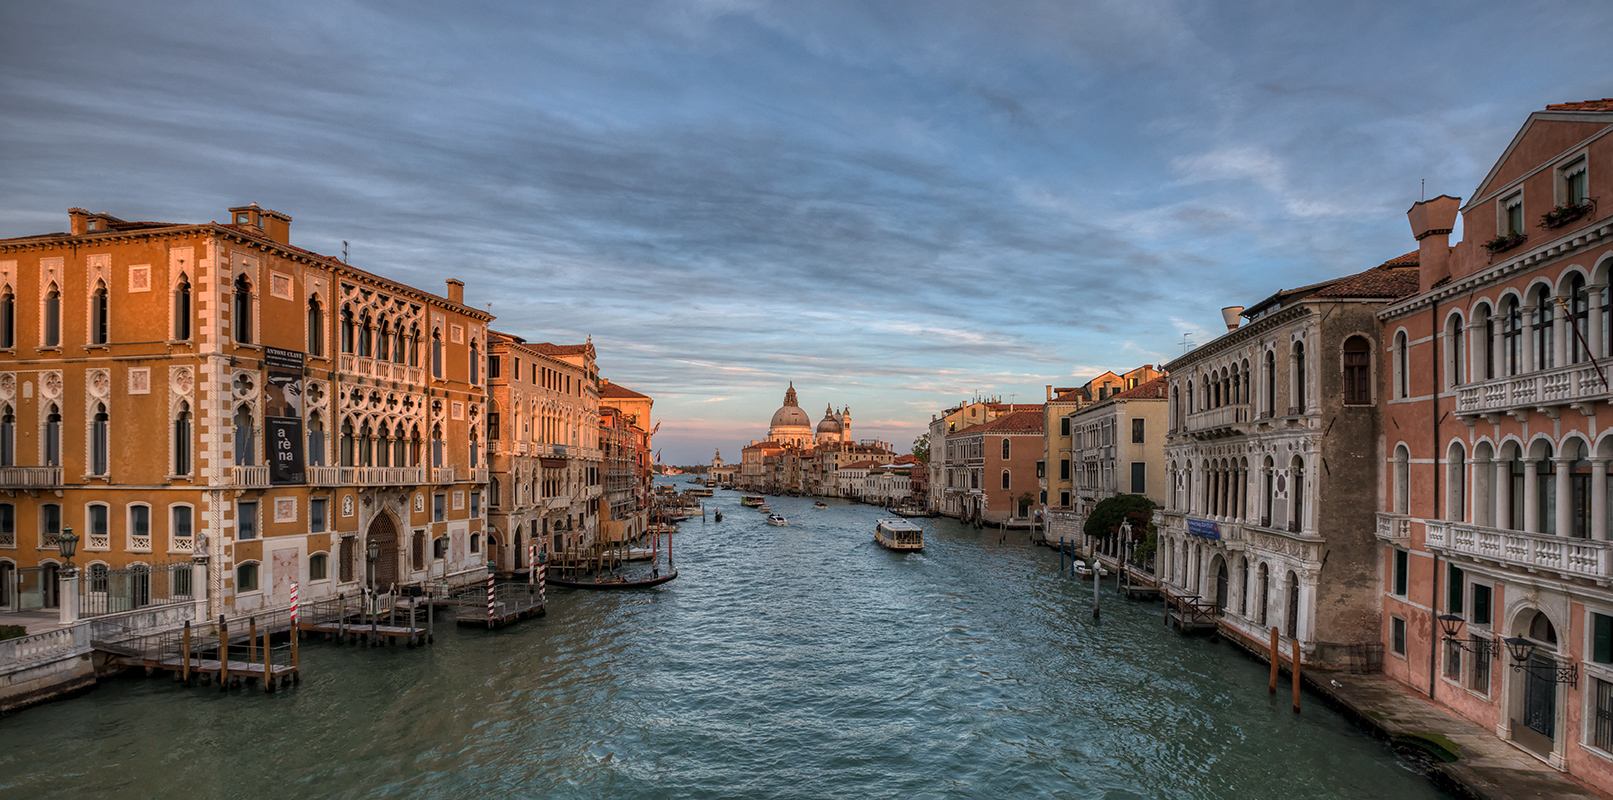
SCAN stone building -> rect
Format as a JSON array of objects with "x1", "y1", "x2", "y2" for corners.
[
  {"x1": 484, "y1": 334, "x2": 602, "y2": 567},
  {"x1": 1157, "y1": 255, "x2": 1420, "y2": 666},
  {"x1": 942, "y1": 409, "x2": 1044, "y2": 525},
  {"x1": 1377, "y1": 99, "x2": 1613, "y2": 782},
  {"x1": 1041, "y1": 365, "x2": 1165, "y2": 513},
  {"x1": 0, "y1": 204, "x2": 490, "y2": 621},
  {"x1": 1048, "y1": 376, "x2": 1169, "y2": 548},
  {"x1": 598, "y1": 380, "x2": 652, "y2": 545}
]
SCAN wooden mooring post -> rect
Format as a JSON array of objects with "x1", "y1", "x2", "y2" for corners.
[
  {"x1": 1268, "y1": 626, "x2": 1280, "y2": 694},
  {"x1": 1291, "y1": 638, "x2": 1302, "y2": 713},
  {"x1": 248, "y1": 617, "x2": 258, "y2": 667},
  {"x1": 262, "y1": 628, "x2": 273, "y2": 694},
  {"x1": 181, "y1": 621, "x2": 192, "y2": 686},
  {"x1": 219, "y1": 615, "x2": 230, "y2": 691}
]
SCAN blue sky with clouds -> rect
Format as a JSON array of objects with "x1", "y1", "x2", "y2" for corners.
[{"x1": 3, "y1": 1, "x2": 1610, "y2": 463}]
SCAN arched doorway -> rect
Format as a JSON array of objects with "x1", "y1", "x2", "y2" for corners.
[
  {"x1": 365, "y1": 512, "x2": 400, "y2": 590},
  {"x1": 1213, "y1": 557, "x2": 1229, "y2": 612},
  {"x1": 1511, "y1": 609, "x2": 1562, "y2": 756}
]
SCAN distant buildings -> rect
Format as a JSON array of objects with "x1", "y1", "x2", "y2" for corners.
[{"x1": 733, "y1": 385, "x2": 895, "y2": 497}]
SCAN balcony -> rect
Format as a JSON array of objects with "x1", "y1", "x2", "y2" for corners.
[
  {"x1": 0, "y1": 466, "x2": 63, "y2": 489},
  {"x1": 1182, "y1": 404, "x2": 1249, "y2": 438},
  {"x1": 468, "y1": 468, "x2": 489, "y2": 484},
  {"x1": 1425, "y1": 520, "x2": 1613, "y2": 582},
  {"x1": 432, "y1": 466, "x2": 458, "y2": 484},
  {"x1": 1455, "y1": 362, "x2": 1608, "y2": 417},
  {"x1": 308, "y1": 465, "x2": 341, "y2": 486},
  {"x1": 232, "y1": 465, "x2": 270, "y2": 488},
  {"x1": 344, "y1": 466, "x2": 425, "y2": 486},
  {"x1": 1375, "y1": 512, "x2": 1411, "y2": 546}
]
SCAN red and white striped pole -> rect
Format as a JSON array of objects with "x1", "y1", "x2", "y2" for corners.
[
  {"x1": 528, "y1": 545, "x2": 535, "y2": 585},
  {"x1": 538, "y1": 563, "x2": 546, "y2": 607},
  {"x1": 486, "y1": 562, "x2": 495, "y2": 625},
  {"x1": 290, "y1": 581, "x2": 299, "y2": 628}
]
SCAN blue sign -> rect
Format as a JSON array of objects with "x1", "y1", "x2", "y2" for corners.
[{"x1": 1187, "y1": 518, "x2": 1221, "y2": 540}]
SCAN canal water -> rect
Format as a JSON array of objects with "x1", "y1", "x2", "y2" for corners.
[{"x1": 0, "y1": 480, "x2": 1447, "y2": 799}]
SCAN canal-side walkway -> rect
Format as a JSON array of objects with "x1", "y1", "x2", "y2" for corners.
[{"x1": 1310, "y1": 670, "x2": 1606, "y2": 800}]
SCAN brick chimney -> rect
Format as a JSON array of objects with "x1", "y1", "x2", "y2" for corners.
[
  {"x1": 1408, "y1": 195, "x2": 1461, "y2": 292},
  {"x1": 445, "y1": 279, "x2": 465, "y2": 305}
]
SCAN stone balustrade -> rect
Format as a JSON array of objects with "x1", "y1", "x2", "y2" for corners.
[{"x1": 1425, "y1": 519, "x2": 1612, "y2": 581}]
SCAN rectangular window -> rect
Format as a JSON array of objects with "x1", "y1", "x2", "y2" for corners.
[
  {"x1": 1447, "y1": 565, "x2": 1464, "y2": 614},
  {"x1": 237, "y1": 501, "x2": 258, "y2": 540},
  {"x1": 433, "y1": 493, "x2": 445, "y2": 522},
  {"x1": 1443, "y1": 636, "x2": 1462, "y2": 680},
  {"x1": 310, "y1": 497, "x2": 327, "y2": 533},
  {"x1": 130, "y1": 506, "x2": 149, "y2": 545},
  {"x1": 89, "y1": 505, "x2": 108, "y2": 545},
  {"x1": 1060, "y1": 459, "x2": 1070, "y2": 480},
  {"x1": 1595, "y1": 613, "x2": 1613, "y2": 665},
  {"x1": 310, "y1": 553, "x2": 328, "y2": 581},
  {"x1": 1471, "y1": 583, "x2": 1492, "y2": 626},
  {"x1": 0, "y1": 502, "x2": 11, "y2": 546},
  {"x1": 1059, "y1": 491, "x2": 1069, "y2": 507},
  {"x1": 237, "y1": 563, "x2": 259, "y2": 592},
  {"x1": 488, "y1": 354, "x2": 501, "y2": 379},
  {"x1": 1130, "y1": 462, "x2": 1146, "y2": 494},
  {"x1": 1132, "y1": 418, "x2": 1144, "y2": 444},
  {"x1": 1001, "y1": 471, "x2": 1010, "y2": 490},
  {"x1": 1502, "y1": 193, "x2": 1524, "y2": 236},
  {"x1": 1391, "y1": 616, "x2": 1407, "y2": 655},
  {"x1": 1392, "y1": 549, "x2": 1409, "y2": 596},
  {"x1": 1596, "y1": 678, "x2": 1613, "y2": 752},
  {"x1": 1469, "y1": 636, "x2": 1492, "y2": 694},
  {"x1": 172, "y1": 506, "x2": 192, "y2": 545},
  {"x1": 470, "y1": 492, "x2": 481, "y2": 519}
]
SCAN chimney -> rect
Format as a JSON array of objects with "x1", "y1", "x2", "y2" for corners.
[
  {"x1": 1220, "y1": 306, "x2": 1244, "y2": 331},
  {"x1": 68, "y1": 208, "x2": 90, "y2": 235},
  {"x1": 1408, "y1": 195, "x2": 1461, "y2": 292},
  {"x1": 1045, "y1": 385, "x2": 1053, "y2": 401},
  {"x1": 446, "y1": 279, "x2": 465, "y2": 305}
]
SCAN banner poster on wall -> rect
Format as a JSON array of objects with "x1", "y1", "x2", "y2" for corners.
[{"x1": 265, "y1": 347, "x2": 306, "y2": 485}]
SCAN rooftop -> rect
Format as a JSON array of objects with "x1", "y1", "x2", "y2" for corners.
[
  {"x1": 1545, "y1": 98, "x2": 1613, "y2": 112},
  {"x1": 965, "y1": 410, "x2": 1046, "y2": 435}
]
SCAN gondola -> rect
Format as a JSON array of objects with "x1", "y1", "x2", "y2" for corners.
[{"x1": 547, "y1": 569, "x2": 679, "y2": 590}]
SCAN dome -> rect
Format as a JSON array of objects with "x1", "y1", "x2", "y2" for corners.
[
  {"x1": 816, "y1": 405, "x2": 842, "y2": 433},
  {"x1": 770, "y1": 383, "x2": 812, "y2": 430}
]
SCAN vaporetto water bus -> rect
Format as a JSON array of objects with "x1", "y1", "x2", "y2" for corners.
[{"x1": 875, "y1": 518, "x2": 924, "y2": 551}]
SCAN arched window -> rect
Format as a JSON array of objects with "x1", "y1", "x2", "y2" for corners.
[
  {"x1": 0, "y1": 285, "x2": 13, "y2": 348},
  {"x1": 376, "y1": 424, "x2": 391, "y2": 468},
  {"x1": 43, "y1": 282, "x2": 61, "y2": 347},
  {"x1": 1393, "y1": 445, "x2": 1409, "y2": 515},
  {"x1": 1532, "y1": 288, "x2": 1554, "y2": 371},
  {"x1": 1000, "y1": 469, "x2": 1010, "y2": 491},
  {"x1": 1292, "y1": 342, "x2": 1307, "y2": 412},
  {"x1": 1501, "y1": 296, "x2": 1523, "y2": 375},
  {"x1": 469, "y1": 430, "x2": 480, "y2": 469},
  {"x1": 43, "y1": 403, "x2": 61, "y2": 467},
  {"x1": 1263, "y1": 350, "x2": 1276, "y2": 417},
  {"x1": 1394, "y1": 331, "x2": 1409, "y2": 399},
  {"x1": 233, "y1": 274, "x2": 253, "y2": 344},
  {"x1": 358, "y1": 312, "x2": 372, "y2": 357},
  {"x1": 233, "y1": 405, "x2": 255, "y2": 466},
  {"x1": 1290, "y1": 455, "x2": 1305, "y2": 531},
  {"x1": 173, "y1": 402, "x2": 192, "y2": 475},
  {"x1": 1476, "y1": 303, "x2": 1495, "y2": 379},
  {"x1": 173, "y1": 276, "x2": 192, "y2": 341},
  {"x1": 410, "y1": 325, "x2": 421, "y2": 367},
  {"x1": 431, "y1": 330, "x2": 444, "y2": 379},
  {"x1": 358, "y1": 421, "x2": 373, "y2": 467},
  {"x1": 1001, "y1": 439, "x2": 1010, "y2": 460},
  {"x1": 307, "y1": 297, "x2": 324, "y2": 356},
  {"x1": 340, "y1": 306, "x2": 355, "y2": 353},
  {"x1": 1535, "y1": 442, "x2": 1557, "y2": 534},
  {"x1": 1343, "y1": 336, "x2": 1371, "y2": 404},
  {"x1": 394, "y1": 325, "x2": 407, "y2": 364},
  {"x1": 90, "y1": 402, "x2": 109, "y2": 476},
  {"x1": 1569, "y1": 439, "x2": 1592, "y2": 538},
  {"x1": 340, "y1": 420, "x2": 355, "y2": 467},
  {"x1": 90, "y1": 281, "x2": 108, "y2": 345},
  {"x1": 431, "y1": 424, "x2": 444, "y2": 468},
  {"x1": 307, "y1": 412, "x2": 325, "y2": 467},
  {"x1": 0, "y1": 404, "x2": 12, "y2": 467},
  {"x1": 1570, "y1": 274, "x2": 1590, "y2": 364},
  {"x1": 470, "y1": 341, "x2": 480, "y2": 384},
  {"x1": 377, "y1": 318, "x2": 391, "y2": 362},
  {"x1": 1446, "y1": 314, "x2": 1465, "y2": 387},
  {"x1": 1447, "y1": 442, "x2": 1466, "y2": 522},
  {"x1": 393, "y1": 424, "x2": 406, "y2": 467},
  {"x1": 1285, "y1": 571, "x2": 1300, "y2": 639}
]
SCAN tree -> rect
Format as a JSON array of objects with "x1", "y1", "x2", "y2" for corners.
[
  {"x1": 912, "y1": 434, "x2": 930, "y2": 464},
  {"x1": 1082, "y1": 493, "x2": 1155, "y2": 540}
]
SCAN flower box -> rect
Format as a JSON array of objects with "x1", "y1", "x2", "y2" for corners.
[
  {"x1": 1483, "y1": 231, "x2": 1527, "y2": 254},
  {"x1": 1540, "y1": 200, "x2": 1593, "y2": 229}
]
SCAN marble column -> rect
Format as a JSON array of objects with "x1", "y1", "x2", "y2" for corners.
[
  {"x1": 1496, "y1": 459, "x2": 1511, "y2": 529},
  {"x1": 1555, "y1": 294, "x2": 1570, "y2": 368},
  {"x1": 1523, "y1": 460, "x2": 1540, "y2": 533},
  {"x1": 1556, "y1": 457, "x2": 1574, "y2": 537},
  {"x1": 1592, "y1": 459, "x2": 1609, "y2": 540},
  {"x1": 1523, "y1": 309, "x2": 1537, "y2": 374},
  {"x1": 1590, "y1": 284, "x2": 1608, "y2": 360}
]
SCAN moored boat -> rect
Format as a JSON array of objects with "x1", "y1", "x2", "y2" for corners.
[
  {"x1": 766, "y1": 513, "x2": 788, "y2": 526},
  {"x1": 875, "y1": 518, "x2": 924, "y2": 551}
]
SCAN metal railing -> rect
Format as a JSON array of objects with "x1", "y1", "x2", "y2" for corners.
[{"x1": 80, "y1": 560, "x2": 196, "y2": 618}]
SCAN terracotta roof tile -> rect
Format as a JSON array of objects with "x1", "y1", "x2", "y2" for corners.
[
  {"x1": 966, "y1": 410, "x2": 1045, "y2": 435},
  {"x1": 1308, "y1": 255, "x2": 1421, "y2": 299},
  {"x1": 528, "y1": 342, "x2": 591, "y2": 356},
  {"x1": 600, "y1": 382, "x2": 649, "y2": 400},
  {"x1": 1109, "y1": 376, "x2": 1169, "y2": 401},
  {"x1": 1546, "y1": 99, "x2": 1613, "y2": 112}
]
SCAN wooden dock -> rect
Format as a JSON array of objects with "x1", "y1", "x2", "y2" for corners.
[
  {"x1": 1164, "y1": 591, "x2": 1219, "y2": 636},
  {"x1": 455, "y1": 582, "x2": 546, "y2": 629}
]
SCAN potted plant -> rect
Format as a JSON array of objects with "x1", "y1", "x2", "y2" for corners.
[
  {"x1": 1483, "y1": 231, "x2": 1527, "y2": 254},
  {"x1": 1540, "y1": 199, "x2": 1594, "y2": 229}
]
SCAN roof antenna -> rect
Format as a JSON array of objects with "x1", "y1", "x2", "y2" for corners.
[
  {"x1": 342, "y1": 240, "x2": 349, "y2": 263},
  {"x1": 1421, "y1": 179, "x2": 1425, "y2": 202}
]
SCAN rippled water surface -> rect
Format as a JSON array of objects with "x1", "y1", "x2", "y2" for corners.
[{"x1": 0, "y1": 480, "x2": 1447, "y2": 799}]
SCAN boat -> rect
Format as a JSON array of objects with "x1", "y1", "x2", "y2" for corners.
[
  {"x1": 713, "y1": 509, "x2": 723, "y2": 522},
  {"x1": 547, "y1": 569, "x2": 678, "y2": 590},
  {"x1": 688, "y1": 487, "x2": 714, "y2": 497},
  {"x1": 766, "y1": 514, "x2": 788, "y2": 526},
  {"x1": 757, "y1": 504, "x2": 771, "y2": 513},
  {"x1": 1074, "y1": 561, "x2": 1110, "y2": 578},
  {"x1": 740, "y1": 495, "x2": 765, "y2": 507},
  {"x1": 875, "y1": 518, "x2": 924, "y2": 551},
  {"x1": 813, "y1": 501, "x2": 828, "y2": 509}
]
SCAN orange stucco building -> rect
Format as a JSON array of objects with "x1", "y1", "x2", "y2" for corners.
[{"x1": 0, "y1": 204, "x2": 493, "y2": 620}]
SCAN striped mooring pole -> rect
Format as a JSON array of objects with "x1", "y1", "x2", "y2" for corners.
[
  {"x1": 290, "y1": 581, "x2": 300, "y2": 634},
  {"x1": 486, "y1": 561, "x2": 496, "y2": 627},
  {"x1": 538, "y1": 563, "x2": 546, "y2": 607},
  {"x1": 528, "y1": 545, "x2": 536, "y2": 586}
]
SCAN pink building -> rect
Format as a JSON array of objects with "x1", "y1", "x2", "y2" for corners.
[{"x1": 1378, "y1": 99, "x2": 1613, "y2": 785}]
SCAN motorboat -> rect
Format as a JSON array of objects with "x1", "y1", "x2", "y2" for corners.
[
  {"x1": 766, "y1": 514, "x2": 788, "y2": 527},
  {"x1": 875, "y1": 518, "x2": 924, "y2": 551},
  {"x1": 813, "y1": 501, "x2": 828, "y2": 509},
  {"x1": 741, "y1": 495, "x2": 765, "y2": 507}
]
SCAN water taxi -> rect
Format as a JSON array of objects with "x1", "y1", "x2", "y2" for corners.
[
  {"x1": 766, "y1": 514, "x2": 789, "y2": 527},
  {"x1": 813, "y1": 501, "x2": 828, "y2": 509},
  {"x1": 875, "y1": 518, "x2": 924, "y2": 551},
  {"x1": 740, "y1": 495, "x2": 766, "y2": 507}
]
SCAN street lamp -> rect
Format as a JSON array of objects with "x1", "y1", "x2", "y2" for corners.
[
  {"x1": 56, "y1": 525, "x2": 79, "y2": 574},
  {"x1": 1502, "y1": 635, "x2": 1578, "y2": 686},
  {"x1": 1438, "y1": 614, "x2": 1498, "y2": 659}
]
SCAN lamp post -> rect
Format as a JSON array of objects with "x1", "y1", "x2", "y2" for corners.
[
  {"x1": 366, "y1": 539, "x2": 380, "y2": 590},
  {"x1": 56, "y1": 526, "x2": 80, "y2": 624},
  {"x1": 1502, "y1": 635, "x2": 1578, "y2": 686}
]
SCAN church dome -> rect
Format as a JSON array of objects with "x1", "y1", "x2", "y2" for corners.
[
  {"x1": 769, "y1": 384, "x2": 812, "y2": 431},
  {"x1": 816, "y1": 405, "x2": 842, "y2": 434}
]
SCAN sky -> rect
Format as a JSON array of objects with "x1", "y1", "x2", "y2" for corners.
[{"x1": 3, "y1": 1, "x2": 1610, "y2": 464}]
